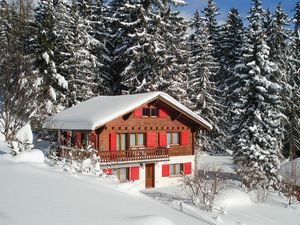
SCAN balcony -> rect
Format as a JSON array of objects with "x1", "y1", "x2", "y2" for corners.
[
  {"x1": 58, "y1": 146, "x2": 169, "y2": 165},
  {"x1": 98, "y1": 148, "x2": 169, "y2": 165}
]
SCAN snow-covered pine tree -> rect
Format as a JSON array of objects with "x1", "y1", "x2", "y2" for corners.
[
  {"x1": 285, "y1": 2, "x2": 300, "y2": 157},
  {"x1": 32, "y1": 0, "x2": 68, "y2": 124},
  {"x1": 158, "y1": 2, "x2": 190, "y2": 104},
  {"x1": 219, "y1": 8, "x2": 244, "y2": 150},
  {"x1": 188, "y1": 11, "x2": 225, "y2": 153},
  {"x1": 108, "y1": 0, "x2": 166, "y2": 94},
  {"x1": 0, "y1": 0, "x2": 36, "y2": 141},
  {"x1": 265, "y1": 3, "x2": 289, "y2": 76},
  {"x1": 202, "y1": 0, "x2": 220, "y2": 58},
  {"x1": 87, "y1": 0, "x2": 112, "y2": 95},
  {"x1": 233, "y1": 0, "x2": 284, "y2": 190},
  {"x1": 264, "y1": 3, "x2": 292, "y2": 157},
  {"x1": 0, "y1": 0, "x2": 9, "y2": 59},
  {"x1": 60, "y1": 0, "x2": 100, "y2": 106}
]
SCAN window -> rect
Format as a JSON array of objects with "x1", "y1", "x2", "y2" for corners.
[
  {"x1": 116, "y1": 134, "x2": 127, "y2": 151},
  {"x1": 151, "y1": 108, "x2": 158, "y2": 117},
  {"x1": 143, "y1": 108, "x2": 150, "y2": 117},
  {"x1": 142, "y1": 107, "x2": 158, "y2": 117},
  {"x1": 112, "y1": 168, "x2": 129, "y2": 182},
  {"x1": 130, "y1": 134, "x2": 136, "y2": 146},
  {"x1": 167, "y1": 132, "x2": 180, "y2": 145},
  {"x1": 170, "y1": 163, "x2": 183, "y2": 176},
  {"x1": 130, "y1": 133, "x2": 145, "y2": 147},
  {"x1": 138, "y1": 133, "x2": 144, "y2": 145}
]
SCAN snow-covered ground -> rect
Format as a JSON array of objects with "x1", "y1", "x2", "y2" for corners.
[
  {"x1": 1, "y1": 140, "x2": 300, "y2": 225},
  {"x1": 143, "y1": 185, "x2": 300, "y2": 225},
  {"x1": 0, "y1": 142, "x2": 208, "y2": 225},
  {"x1": 198, "y1": 152, "x2": 236, "y2": 174}
]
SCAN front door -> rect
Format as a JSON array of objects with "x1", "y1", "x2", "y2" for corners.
[{"x1": 145, "y1": 163, "x2": 155, "y2": 188}]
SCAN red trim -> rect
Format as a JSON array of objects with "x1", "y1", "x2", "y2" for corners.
[
  {"x1": 89, "y1": 132, "x2": 97, "y2": 148},
  {"x1": 134, "y1": 108, "x2": 143, "y2": 117},
  {"x1": 183, "y1": 162, "x2": 192, "y2": 174},
  {"x1": 146, "y1": 132, "x2": 156, "y2": 147},
  {"x1": 159, "y1": 131, "x2": 167, "y2": 146},
  {"x1": 103, "y1": 169, "x2": 113, "y2": 175},
  {"x1": 66, "y1": 131, "x2": 71, "y2": 145},
  {"x1": 162, "y1": 164, "x2": 170, "y2": 177},
  {"x1": 75, "y1": 132, "x2": 82, "y2": 147},
  {"x1": 181, "y1": 131, "x2": 189, "y2": 145},
  {"x1": 130, "y1": 167, "x2": 139, "y2": 180},
  {"x1": 109, "y1": 133, "x2": 116, "y2": 151},
  {"x1": 158, "y1": 108, "x2": 168, "y2": 118}
]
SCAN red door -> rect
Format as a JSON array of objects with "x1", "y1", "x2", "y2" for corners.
[{"x1": 145, "y1": 163, "x2": 155, "y2": 188}]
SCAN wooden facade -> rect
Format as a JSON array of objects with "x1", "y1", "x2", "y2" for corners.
[{"x1": 58, "y1": 98, "x2": 205, "y2": 165}]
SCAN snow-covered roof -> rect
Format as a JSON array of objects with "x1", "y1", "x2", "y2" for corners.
[{"x1": 43, "y1": 92, "x2": 212, "y2": 130}]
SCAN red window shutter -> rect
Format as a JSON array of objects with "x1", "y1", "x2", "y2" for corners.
[
  {"x1": 75, "y1": 132, "x2": 82, "y2": 147},
  {"x1": 130, "y1": 167, "x2": 139, "y2": 180},
  {"x1": 159, "y1": 131, "x2": 167, "y2": 146},
  {"x1": 162, "y1": 164, "x2": 170, "y2": 177},
  {"x1": 183, "y1": 162, "x2": 192, "y2": 175},
  {"x1": 158, "y1": 108, "x2": 167, "y2": 118},
  {"x1": 89, "y1": 132, "x2": 97, "y2": 148},
  {"x1": 146, "y1": 132, "x2": 156, "y2": 147},
  {"x1": 134, "y1": 108, "x2": 143, "y2": 118},
  {"x1": 103, "y1": 169, "x2": 112, "y2": 175},
  {"x1": 109, "y1": 133, "x2": 116, "y2": 151},
  {"x1": 66, "y1": 131, "x2": 71, "y2": 144},
  {"x1": 181, "y1": 131, "x2": 189, "y2": 145}
]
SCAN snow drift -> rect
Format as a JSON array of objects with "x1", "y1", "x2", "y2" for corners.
[
  {"x1": 214, "y1": 189, "x2": 253, "y2": 210},
  {"x1": 14, "y1": 149, "x2": 45, "y2": 163}
]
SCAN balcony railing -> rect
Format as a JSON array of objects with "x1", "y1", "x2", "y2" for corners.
[
  {"x1": 58, "y1": 146, "x2": 169, "y2": 164},
  {"x1": 98, "y1": 148, "x2": 169, "y2": 164}
]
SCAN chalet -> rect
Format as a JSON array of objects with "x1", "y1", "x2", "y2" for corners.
[{"x1": 43, "y1": 92, "x2": 212, "y2": 188}]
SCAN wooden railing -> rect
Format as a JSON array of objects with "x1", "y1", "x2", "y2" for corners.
[
  {"x1": 57, "y1": 146, "x2": 169, "y2": 164},
  {"x1": 98, "y1": 148, "x2": 169, "y2": 164}
]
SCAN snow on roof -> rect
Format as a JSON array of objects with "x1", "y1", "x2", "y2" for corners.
[{"x1": 43, "y1": 92, "x2": 212, "y2": 131}]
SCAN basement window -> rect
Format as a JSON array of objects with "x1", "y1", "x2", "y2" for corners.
[{"x1": 170, "y1": 163, "x2": 183, "y2": 176}]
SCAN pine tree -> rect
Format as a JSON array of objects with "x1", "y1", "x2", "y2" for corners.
[
  {"x1": 32, "y1": 0, "x2": 68, "y2": 124},
  {"x1": 108, "y1": 0, "x2": 166, "y2": 94},
  {"x1": 286, "y1": 2, "x2": 300, "y2": 157},
  {"x1": 61, "y1": 0, "x2": 100, "y2": 106},
  {"x1": 0, "y1": 0, "x2": 36, "y2": 141},
  {"x1": 219, "y1": 8, "x2": 244, "y2": 150},
  {"x1": 158, "y1": 3, "x2": 189, "y2": 103},
  {"x1": 202, "y1": 0, "x2": 220, "y2": 54},
  {"x1": 78, "y1": 0, "x2": 112, "y2": 95},
  {"x1": 188, "y1": 11, "x2": 225, "y2": 153},
  {"x1": 233, "y1": 0, "x2": 284, "y2": 189}
]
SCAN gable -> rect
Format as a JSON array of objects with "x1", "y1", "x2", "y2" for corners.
[{"x1": 43, "y1": 92, "x2": 212, "y2": 131}]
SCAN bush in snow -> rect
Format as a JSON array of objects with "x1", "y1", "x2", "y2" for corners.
[
  {"x1": 10, "y1": 123, "x2": 34, "y2": 155},
  {"x1": 280, "y1": 158, "x2": 300, "y2": 206},
  {"x1": 49, "y1": 149, "x2": 102, "y2": 176},
  {"x1": 182, "y1": 168, "x2": 230, "y2": 211},
  {"x1": 248, "y1": 189, "x2": 268, "y2": 203}
]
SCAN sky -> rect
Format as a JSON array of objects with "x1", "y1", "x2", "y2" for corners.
[{"x1": 178, "y1": 0, "x2": 299, "y2": 23}]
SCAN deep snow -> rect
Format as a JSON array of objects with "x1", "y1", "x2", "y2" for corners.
[
  {"x1": 143, "y1": 185, "x2": 300, "y2": 225},
  {"x1": 0, "y1": 147, "x2": 208, "y2": 225},
  {"x1": 1, "y1": 140, "x2": 300, "y2": 225}
]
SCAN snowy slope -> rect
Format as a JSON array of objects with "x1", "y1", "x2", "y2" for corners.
[
  {"x1": 144, "y1": 185, "x2": 300, "y2": 225},
  {"x1": 43, "y1": 92, "x2": 212, "y2": 130},
  {"x1": 198, "y1": 153, "x2": 236, "y2": 174},
  {"x1": 0, "y1": 150, "x2": 208, "y2": 225}
]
